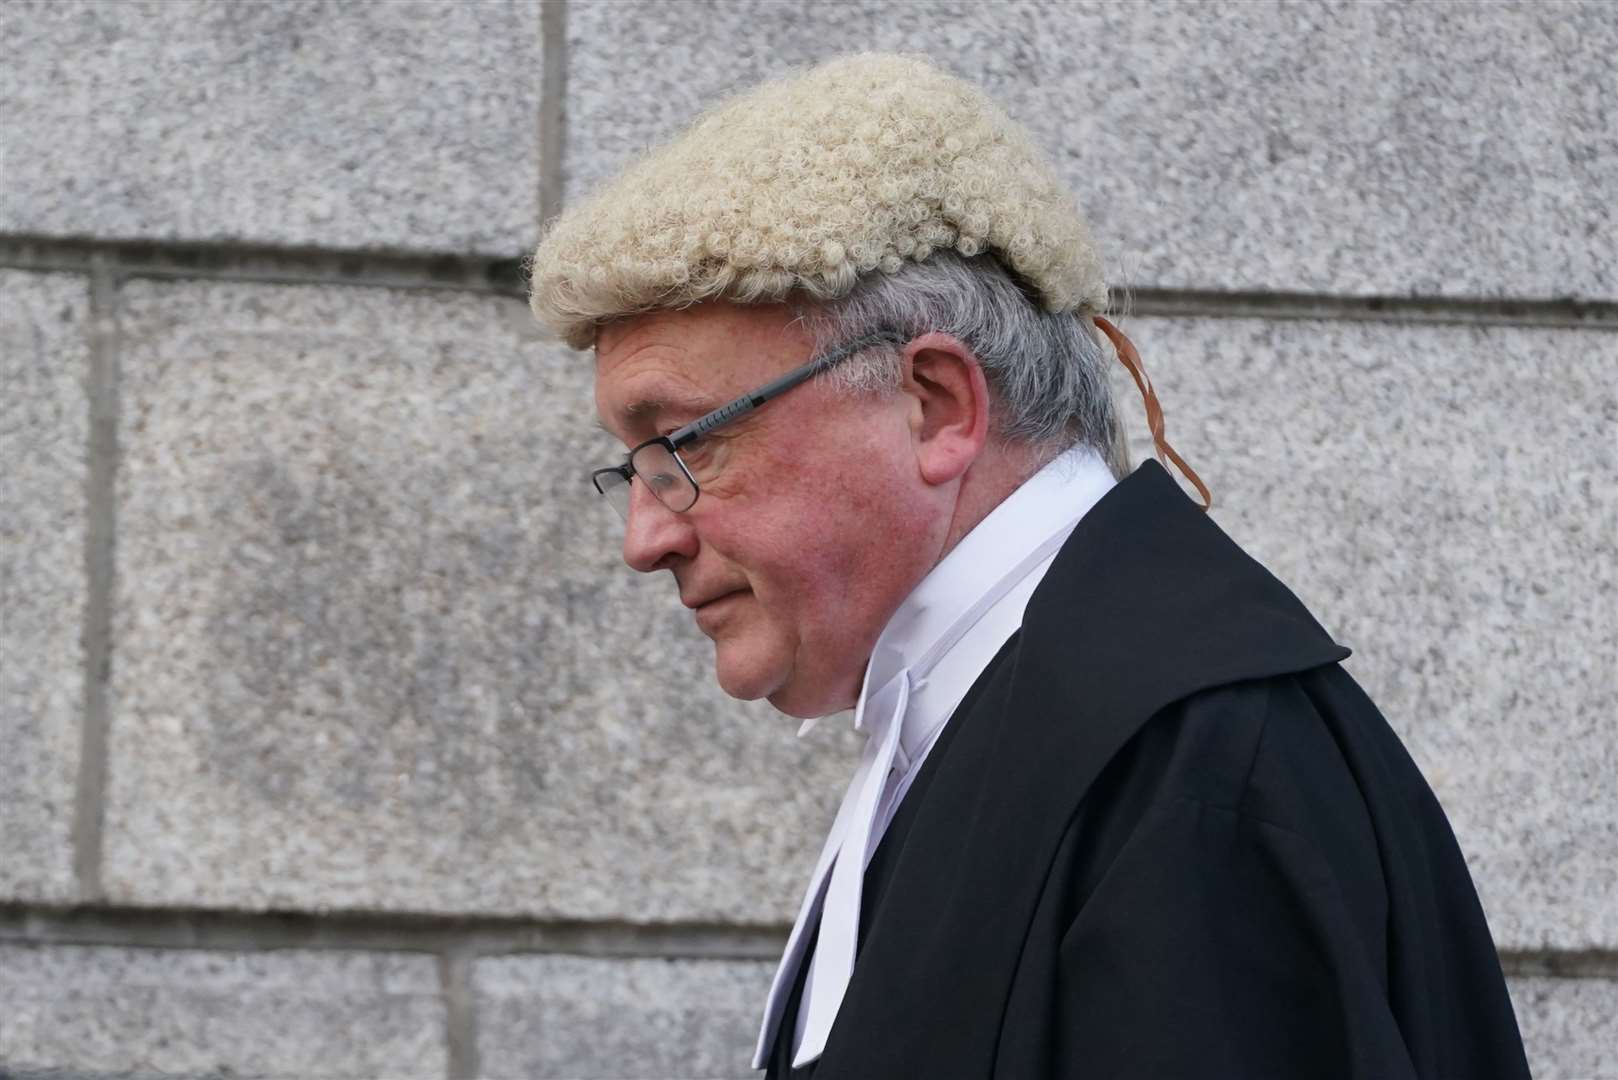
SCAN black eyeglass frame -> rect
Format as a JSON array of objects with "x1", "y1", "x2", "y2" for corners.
[{"x1": 591, "y1": 330, "x2": 908, "y2": 514}]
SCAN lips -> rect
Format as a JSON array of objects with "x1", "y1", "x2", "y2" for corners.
[
  {"x1": 689, "y1": 588, "x2": 748, "y2": 636},
  {"x1": 683, "y1": 587, "x2": 748, "y2": 611}
]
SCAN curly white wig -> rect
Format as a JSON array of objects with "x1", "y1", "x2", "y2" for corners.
[{"x1": 528, "y1": 52, "x2": 1108, "y2": 348}]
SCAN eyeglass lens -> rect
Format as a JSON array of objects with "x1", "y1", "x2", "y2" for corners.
[
  {"x1": 593, "y1": 468, "x2": 633, "y2": 519},
  {"x1": 595, "y1": 441, "x2": 699, "y2": 520}
]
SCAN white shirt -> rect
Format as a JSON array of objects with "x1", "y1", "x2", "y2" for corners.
[{"x1": 753, "y1": 445, "x2": 1118, "y2": 1070}]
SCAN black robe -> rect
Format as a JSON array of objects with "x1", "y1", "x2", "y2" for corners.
[{"x1": 766, "y1": 461, "x2": 1529, "y2": 1080}]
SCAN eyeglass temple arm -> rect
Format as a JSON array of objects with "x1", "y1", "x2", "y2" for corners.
[{"x1": 667, "y1": 331, "x2": 907, "y2": 448}]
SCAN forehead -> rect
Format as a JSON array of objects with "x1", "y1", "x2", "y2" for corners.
[{"x1": 593, "y1": 302, "x2": 814, "y2": 432}]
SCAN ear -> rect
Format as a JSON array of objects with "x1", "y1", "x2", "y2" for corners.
[{"x1": 899, "y1": 332, "x2": 991, "y2": 486}]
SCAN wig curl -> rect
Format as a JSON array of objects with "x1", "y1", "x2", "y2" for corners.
[{"x1": 529, "y1": 52, "x2": 1108, "y2": 348}]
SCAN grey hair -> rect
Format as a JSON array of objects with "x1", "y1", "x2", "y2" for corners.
[{"x1": 800, "y1": 251, "x2": 1129, "y2": 478}]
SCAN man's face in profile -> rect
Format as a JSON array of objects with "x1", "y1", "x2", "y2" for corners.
[{"x1": 593, "y1": 302, "x2": 938, "y2": 719}]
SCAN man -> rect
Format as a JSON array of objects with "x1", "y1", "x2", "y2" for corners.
[{"x1": 529, "y1": 53, "x2": 1530, "y2": 1079}]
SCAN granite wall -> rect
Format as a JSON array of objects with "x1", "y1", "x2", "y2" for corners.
[{"x1": 2, "y1": 1, "x2": 1614, "y2": 1078}]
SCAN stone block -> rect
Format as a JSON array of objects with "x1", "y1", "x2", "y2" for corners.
[
  {"x1": 0, "y1": 0, "x2": 542, "y2": 254},
  {"x1": 0, "y1": 270, "x2": 90, "y2": 904},
  {"x1": 564, "y1": 0, "x2": 1615, "y2": 302},
  {"x1": 0, "y1": 941, "x2": 446, "y2": 1077},
  {"x1": 101, "y1": 278, "x2": 854, "y2": 922},
  {"x1": 1119, "y1": 314, "x2": 1618, "y2": 950},
  {"x1": 1509, "y1": 975, "x2": 1618, "y2": 1080},
  {"x1": 474, "y1": 954, "x2": 772, "y2": 1079}
]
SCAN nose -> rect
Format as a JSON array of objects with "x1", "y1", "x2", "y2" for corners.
[{"x1": 621, "y1": 479, "x2": 700, "y2": 572}]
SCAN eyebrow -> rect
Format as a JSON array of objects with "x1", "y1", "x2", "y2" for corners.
[{"x1": 598, "y1": 389, "x2": 721, "y2": 436}]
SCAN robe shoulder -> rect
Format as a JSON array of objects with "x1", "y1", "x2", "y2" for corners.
[{"x1": 994, "y1": 664, "x2": 1531, "y2": 1080}]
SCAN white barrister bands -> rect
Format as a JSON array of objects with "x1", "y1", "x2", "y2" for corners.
[{"x1": 753, "y1": 446, "x2": 1119, "y2": 1069}]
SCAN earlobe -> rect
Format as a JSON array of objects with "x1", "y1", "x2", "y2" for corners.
[{"x1": 902, "y1": 333, "x2": 991, "y2": 487}]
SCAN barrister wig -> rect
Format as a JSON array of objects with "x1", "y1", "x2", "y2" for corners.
[{"x1": 528, "y1": 52, "x2": 1109, "y2": 349}]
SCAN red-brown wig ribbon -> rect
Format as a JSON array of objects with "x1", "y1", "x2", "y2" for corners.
[{"x1": 1093, "y1": 315, "x2": 1212, "y2": 511}]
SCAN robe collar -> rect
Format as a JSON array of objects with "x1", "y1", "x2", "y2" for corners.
[{"x1": 805, "y1": 459, "x2": 1351, "y2": 1078}]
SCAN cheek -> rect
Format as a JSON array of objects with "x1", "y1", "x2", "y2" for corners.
[
  {"x1": 757, "y1": 448, "x2": 916, "y2": 609},
  {"x1": 700, "y1": 490, "x2": 849, "y2": 632},
  {"x1": 704, "y1": 405, "x2": 921, "y2": 620}
]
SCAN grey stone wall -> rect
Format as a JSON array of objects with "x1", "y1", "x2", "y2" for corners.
[{"x1": 1, "y1": 2, "x2": 1613, "y2": 1079}]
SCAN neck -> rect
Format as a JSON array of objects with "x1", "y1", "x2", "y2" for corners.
[{"x1": 935, "y1": 438, "x2": 1053, "y2": 563}]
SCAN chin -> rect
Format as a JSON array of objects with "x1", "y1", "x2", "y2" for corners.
[
  {"x1": 764, "y1": 665, "x2": 860, "y2": 721},
  {"x1": 765, "y1": 685, "x2": 846, "y2": 721},
  {"x1": 711, "y1": 634, "x2": 859, "y2": 719},
  {"x1": 712, "y1": 645, "x2": 839, "y2": 718},
  {"x1": 711, "y1": 641, "x2": 788, "y2": 705}
]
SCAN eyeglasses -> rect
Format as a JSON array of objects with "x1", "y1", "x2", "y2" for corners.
[{"x1": 591, "y1": 331, "x2": 907, "y2": 520}]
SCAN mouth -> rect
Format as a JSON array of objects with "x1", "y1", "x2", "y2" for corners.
[
  {"x1": 684, "y1": 588, "x2": 748, "y2": 612},
  {"x1": 685, "y1": 589, "x2": 749, "y2": 633}
]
